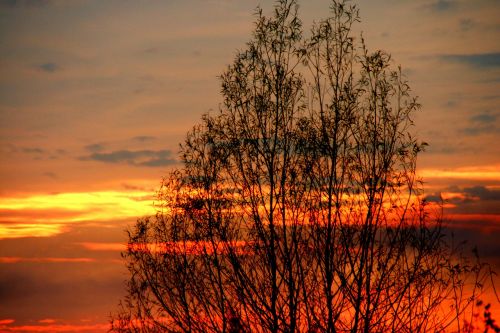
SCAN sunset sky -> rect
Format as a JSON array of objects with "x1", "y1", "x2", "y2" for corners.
[{"x1": 0, "y1": 0, "x2": 499, "y2": 331}]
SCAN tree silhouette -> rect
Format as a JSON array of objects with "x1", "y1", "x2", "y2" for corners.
[{"x1": 111, "y1": 1, "x2": 490, "y2": 332}]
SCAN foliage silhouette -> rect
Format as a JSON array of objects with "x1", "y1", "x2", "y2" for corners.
[{"x1": 111, "y1": 1, "x2": 491, "y2": 332}]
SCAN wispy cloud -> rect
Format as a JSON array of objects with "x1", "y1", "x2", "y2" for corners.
[
  {"x1": 21, "y1": 147, "x2": 44, "y2": 154},
  {"x1": 80, "y1": 149, "x2": 176, "y2": 167},
  {"x1": 37, "y1": 62, "x2": 59, "y2": 73},
  {"x1": 460, "y1": 113, "x2": 497, "y2": 136},
  {"x1": 440, "y1": 52, "x2": 500, "y2": 68},
  {"x1": 459, "y1": 18, "x2": 475, "y2": 32},
  {"x1": 132, "y1": 135, "x2": 157, "y2": 142},
  {"x1": 460, "y1": 124, "x2": 497, "y2": 136},
  {"x1": 427, "y1": 0, "x2": 458, "y2": 12},
  {"x1": 470, "y1": 113, "x2": 497, "y2": 123},
  {"x1": 84, "y1": 143, "x2": 105, "y2": 152}
]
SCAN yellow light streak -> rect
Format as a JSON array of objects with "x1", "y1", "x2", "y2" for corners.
[{"x1": 0, "y1": 190, "x2": 155, "y2": 239}]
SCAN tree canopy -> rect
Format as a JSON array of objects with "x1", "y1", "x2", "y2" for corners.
[{"x1": 111, "y1": 1, "x2": 490, "y2": 332}]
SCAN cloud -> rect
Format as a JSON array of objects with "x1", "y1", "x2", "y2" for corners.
[
  {"x1": 460, "y1": 124, "x2": 497, "y2": 136},
  {"x1": 37, "y1": 62, "x2": 59, "y2": 73},
  {"x1": 84, "y1": 143, "x2": 105, "y2": 152},
  {"x1": 459, "y1": 18, "x2": 475, "y2": 32},
  {"x1": 424, "y1": 185, "x2": 500, "y2": 216},
  {"x1": 0, "y1": 0, "x2": 49, "y2": 8},
  {"x1": 80, "y1": 149, "x2": 176, "y2": 167},
  {"x1": 21, "y1": 147, "x2": 44, "y2": 154},
  {"x1": 426, "y1": 0, "x2": 458, "y2": 12},
  {"x1": 440, "y1": 53, "x2": 500, "y2": 68},
  {"x1": 462, "y1": 186, "x2": 500, "y2": 201},
  {"x1": 132, "y1": 135, "x2": 157, "y2": 142},
  {"x1": 471, "y1": 113, "x2": 497, "y2": 123},
  {"x1": 459, "y1": 113, "x2": 498, "y2": 136},
  {"x1": 424, "y1": 193, "x2": 442, "y2": 203}
]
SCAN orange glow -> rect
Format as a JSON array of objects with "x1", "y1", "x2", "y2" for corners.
[
  {"x1": 419, "y1": 164, "x2": 500, "y2": 181},
  {"x1": 0, "y1": 320, "x2": 15, "y2": 325},
  {"x1": 0, "y1": 257, "x2": 95, "y2": 264},
  {"x1": 129, "y1": 240, "x2": 252, "y2": 256},
  {"x1": 0, "y1": 323, "x2": 110, "y2": 332},
  {"x1": 79, "y1": 242, "x2": 126, "y2": 251}
]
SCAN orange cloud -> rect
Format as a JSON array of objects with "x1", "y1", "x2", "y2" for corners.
[{"x1": 0, "y1": 319, "x2": 15, "y2": 325}]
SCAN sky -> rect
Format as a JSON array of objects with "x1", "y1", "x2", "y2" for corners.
[{"x1": 0, "y1": 0, "x2": 499, "y2": 331}]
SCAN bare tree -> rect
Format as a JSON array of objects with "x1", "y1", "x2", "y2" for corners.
[{"x1": 111, "y1": 1, "x2": 490, "y2": 332}]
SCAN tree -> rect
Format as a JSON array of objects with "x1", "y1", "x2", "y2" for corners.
[{"x1": 111, "y1": 1, "x2": 489, "y2": 332}]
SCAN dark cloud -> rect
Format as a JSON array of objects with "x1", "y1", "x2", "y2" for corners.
[
  {"x1": 460, "y1": 123, "x2": 496, "y2": 136},
  {"x1": 463, "y1": 186, "x2": 500, "y2": 201},
  {"x1": 459, "y1": 18, "x2": 475, "y2": 32},
  {"x1": 459, "y1": 113, "x2": 497, "y2": 136},
  {"x1": 21, "y1": 147, "x2": 44, "y2": 154},
  {"x1": 132, "y1": 135, "x2": 157, "y2": 142},
  {"x1": 444, "y1": 99, "x2": 458, "y2": 108},
  {"x1": 84, "y1": 143, "x2": 105, "y2": 152},
  {"x1": 424, "y1": 194, "x2": 442, "y2": 203},
  {"x1": 422, "y1": 141, "x2": 460, "y2": 155},
  {"x1": 470, "y1": 113, "x2": 496, "y2": 124},
  {"x1": 121, "y1": 183, "x2": 148, "y2": 191},
  {"x1": 80, "y1": 149, "x2": 176, "y2": 167},
  {"x1": 432, "y1": 185, "x2": 500, "y2": 215},
  {"x1": 0, "y1": 0, "x2": 49, "y2": 8},
  {"x1": 427, "y1": 0, "x2": 458, "y2": 12},
  {"x1": 37, "y1": 62, "x2": 59, "y2": 73},
  {"x1": 440, "y1": 52, "x2": 500, "y2": 68},
  {"x1": 426, "y1": 186, "x2": 500, "y2": 211}
]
